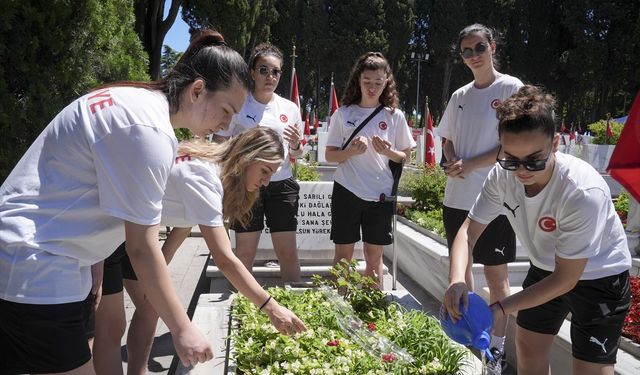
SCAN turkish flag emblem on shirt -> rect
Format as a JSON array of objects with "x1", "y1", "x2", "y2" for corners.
[
  {"x1": 279, "y1": 114, "x2": 288, "y2": 123},
  {"x1": 491, "y1": 99, "x2": 501, "y2": 109},
  {"x1": 538, "y1": 216, "x2": 557, "y2": 232},
  {"x1": 379, "y1": 121, "x2": 387, "y2": 130}
]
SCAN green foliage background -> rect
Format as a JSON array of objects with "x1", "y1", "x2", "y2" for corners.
[{"x1": 0, "y1": 0, "x2": 148, "y2": 181}]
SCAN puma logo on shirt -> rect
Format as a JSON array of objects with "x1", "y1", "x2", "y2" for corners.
[
  {"x1": 458, "y1": 105, "x2": 464, "y2": 111},
  {"x1": 589, "y1": 336, "x2": 608, "y2": 354},
  {"x1": 346, "y1": 120, "x2": 357, "y2": 127},
  {"x1": 503, "y1": 202, "x2": 520, "y2": 217},
  {"x1": 494, "y1": 247, "x2": 505, "y2": 256},
  {"x1": 246, "y1": 114, "x2": 257, "y2": 122}
]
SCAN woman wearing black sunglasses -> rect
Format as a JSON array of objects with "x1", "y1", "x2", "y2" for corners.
[
  {"x1": 443, "y1": 85, "x2": 631, "y2": 375},
  {"x1": 433, "y1": 23, "x2": 524, "y2": 373},
  {"x1": 223, "y1": 42, "x2": 304, "y2": 282}
]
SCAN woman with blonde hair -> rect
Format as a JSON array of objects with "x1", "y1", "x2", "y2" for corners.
[{"x1": 94, "y1": 127, "x2": 307, "y2": 375}]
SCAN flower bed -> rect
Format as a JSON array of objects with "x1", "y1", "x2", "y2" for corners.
[{"x1": 230, "y1": 262, "x2": 469, "y2": 374}]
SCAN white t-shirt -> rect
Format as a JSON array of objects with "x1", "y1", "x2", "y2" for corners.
[
  {"x1": 327, "y1": 105, "x2": 416, "y2": 201},
  {"x1": 161, "y1": 156, "x2": 224, "y2": 228},
  {"x1": 227, "y1": 93, "x2": 303, "y2": 181},
  {"x1": 470, "y1": 152, "x2": 631, "y2": 279},
  {"x1": 435, "y1": 74, "x2": 523, "y2": 210},
  {"x1": 0, "y1": 87, "x2": 177, "y2": 304}
]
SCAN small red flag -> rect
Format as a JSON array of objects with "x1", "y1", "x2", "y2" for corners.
[
  {"x1": 314, "y1": 115, "x2": 319, "y2": 131},
  {"x1": 569, "y1": 130, "x2": 575, "y2": 142},
  {"x1": 303, "y1": 117, "x2": 310, "y2": 135},
  {"x1": 561, "y1": 119, "x2": 567, "y2": 133},
  {"x1": 424, "y1": 104, "x2": 436, "y2": 166},
  {"x1": 290, "y1": 68, "x2": 300, "y2": 109},
  {"x1": 330, "y1": 83, "x2": 339, "y2": 115},
  {"x1": 608, "y1": 92, "x2": 640, "y2": 201},
  {"x1": 606, "y1": 118, "x2": 614, "y2": 139}
]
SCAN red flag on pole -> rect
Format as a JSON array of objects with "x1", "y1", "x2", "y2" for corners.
[
  {"x1": 608, "y1": 92, "x2": 640, "y2": 201},
  {"x1": 303, "y1": 117, "x2": 310, "y2": 135},
  {"x1": 290, "y1": 68, "x2": 300, "y2": 109},
  {"x1": 314, "y1": 115, "x2": 319, "y2": 131},
  {"x1": 569, "y1": 128, "x2": 575, "y2": 142},
  {"x1": 423, "y1": 101, "x2": 436, "y2": 166},
  {"x1": 328, "y1": 74, "x2": 339, "y2": 128},
  {"x1": 561, "y1": 119, "x2": 567, "y2": 133},
  {"x1": 606, "y1": 117, "x2": 614, "y2": 139}
]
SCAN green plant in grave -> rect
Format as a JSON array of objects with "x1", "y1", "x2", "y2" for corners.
[
  {"x1": 312, "y1": 260, "x2": 389, "y2": 321},
  {"x1": 588, "y1": 119, "x2": 623, "y2": 145},
  {"x1": 296, "y1": 161, "x2": 321, "y2": 181},
  {"x1": 404, "y1": 208, "x2": 445, "y2": 237},
  {"x1": 614, "y1": 191, "x2": 630, "y2": 228},
  {"x1": 399, "y1": 164, "x2": 446, "y2": 212},
  {"x1": 231, "y1": 259, "x2": 469, "y2": 374}
]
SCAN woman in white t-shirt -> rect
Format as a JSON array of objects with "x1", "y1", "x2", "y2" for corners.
[
  {"x1": 226, "y1": 43, "x2": 305, "y2": 282},
  {"x1": 0, "y1": 30, "x2": 246, "y2": 374},
  {"x1": 434, "y1": 24, "x2": 523, "y2": 369},
  {"x1": 443, "y1": 86, "x2": 631, "y2": 375},
  {"x1": 325, "y1": 52, "x2": 416, "y2": 289},
  {"x1": 93, "y1": 127, "x2": 307, "y2": 374}
]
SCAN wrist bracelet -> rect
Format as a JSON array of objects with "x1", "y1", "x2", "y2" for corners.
[
  {"x1": 259, "y1": 295, "x2": 272, "y2": 310},
  {"x1": 290, "y1": 141, "x2": 301, "y2": 151},
  {"x1": 490, "y1": 300, "x2": 506, "y2": 316}
]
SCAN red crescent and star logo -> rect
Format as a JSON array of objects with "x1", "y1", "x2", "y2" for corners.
[
  {"x1": 538, "y1": 216, "x2": 557, "y2": 232},
  {"x1": 279, "y1": 114, "x2": 288, "y2": 123},
  {"x1": 378, "y1": 121, "x2": 388, "y2": 130},
  {"x1": 491, "y1": 99, "x2": 501, "y2": 109}
]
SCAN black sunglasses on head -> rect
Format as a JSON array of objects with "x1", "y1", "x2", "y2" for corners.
[
  {"x1": 496, "y1": 145, "x2": 552, "y2": 172},
  {"x1": 257, "y1": 66, "x2": 282, "y2": 77},
  {"x1": 461, "y1": 42, "x2": 488, "y2": 59}
]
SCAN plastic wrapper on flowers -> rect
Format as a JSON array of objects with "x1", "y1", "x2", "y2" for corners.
[{"x1": 320, "y1": 286, "x2": 415, "y2": 364}]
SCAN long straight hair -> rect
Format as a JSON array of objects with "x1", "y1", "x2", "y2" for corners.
[
  {"x1": 177, "y1": 127, "x2": 284, "y2": 227},
  {"x1": 341, "y1": 52, "x2": 399, "y2": 110}
]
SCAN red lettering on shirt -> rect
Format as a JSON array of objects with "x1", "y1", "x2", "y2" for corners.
[
  {"x1": 175, "y1": 154, "x2": 192, "y2": 164},
  {"x1": 88, "y1": 89, "x2": 114, "y2": 114}
]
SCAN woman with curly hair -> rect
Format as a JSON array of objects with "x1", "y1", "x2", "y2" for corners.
[
  {"x1": 443, "y1": 85, "x2": 631, "y2": 375},
  {"x1": 325, "y1": 52, "x2": 415, "y2": 289},
  {"x1": 94, "y1": 127, "x2": 307, "y2": 375}
]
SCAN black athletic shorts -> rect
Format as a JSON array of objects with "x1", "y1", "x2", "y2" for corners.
[
  {"x1": 0, "y1": 296, "x2": 92, "y2": 374},
  {"x1": 330, "y1": 182, "x2": 393, "y2": 245},
  {"x1": 103, "y1": 242, "x2": 138, "y2": 296},
  {"x1": 231, "y1": 177, "x2": 300, "y2": 233},
  {"x1": 517, "y1": 264, "x2": 631, "y2": 364},
  {"x1": 443, "y1": 205, "x2": 516, "y2": 265}
]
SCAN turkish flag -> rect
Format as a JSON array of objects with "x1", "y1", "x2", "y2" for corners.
[
  {"x1": 608, "y1": 92, "x2": 640, "y2": 201},
  {"x1": 290, "y1": 68, "x2": 300, "y2": 108},
  {"x1": 423, "y1": 105, "x2": 436, "y2": 166},
  {"x1": 606, "y1": 118, "x2": 614, "y2": 139},
  {"x1": 569, "y1": 130, "x2": 575, "y2": 142},
  {"x1": 303, "y1": 117, "x2": 310, "y2": 135}
]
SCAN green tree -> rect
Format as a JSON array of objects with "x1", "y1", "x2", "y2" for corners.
[
  {"x1": 0, "y1": 0, "x2": 148, "y2": 181},
  {"x1": 133, "y1": 0, "x2": 182, "y2": 80},
  {"x1": 161, "y1": 44, "x2": 183, "y2": 77}
]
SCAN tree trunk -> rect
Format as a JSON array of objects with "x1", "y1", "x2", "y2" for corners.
[
  {"x1": 441, "y1": 60, "x2": 453, "y2": 113},
  {"x1": 135, "y1": 0, "x2": 182, "y2": 80}
]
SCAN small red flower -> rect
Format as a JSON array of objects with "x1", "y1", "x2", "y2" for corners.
[
  {"x1": 367, "y1": 322, "x2": 376, "y2": 332},
  {"x1": 327, "y1": 339, "x2": 340, "y2": 347},
  {"x1": 382, "y1": 353, "x2": 396, "y2": 362}
]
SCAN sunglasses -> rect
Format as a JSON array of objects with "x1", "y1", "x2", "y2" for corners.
[
  {"x1": 496, "y1": 145, "x2": 552, "y2": 172},
  {"x1": 257, "y1": 66, "x2": 282, "y2": 77},
  {"x1": 460, "y1": 42, "x2": 488, "y2": 59}
]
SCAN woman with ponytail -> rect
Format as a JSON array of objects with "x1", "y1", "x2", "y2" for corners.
[
  {"x1": 94, "y1": 127, "x2": 306, "y2": 375},
  {"x1": 0, "y1": 30, "x2": 247, "y2": 374}
]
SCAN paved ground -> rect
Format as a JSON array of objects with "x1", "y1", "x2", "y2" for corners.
[{"x1": 116, "y1": 234, "x2": 515, "y2": 374}]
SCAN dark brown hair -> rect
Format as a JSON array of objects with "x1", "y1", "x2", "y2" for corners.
[
  {"x1": 456, "y1": 23, "x2": 501, "y2": 70},
  {"x1": 248, "y1": 42, "x2": 284, "y2": 70},
  {"x1": 96, "y1": 30, "x2": 249, "y2": 114},
  {"x1": 341, "y1": 52, "x2": 399, "y2": 110},
  {"x1": 497, "y1": 85, "x2": 556, "y2": 139}
]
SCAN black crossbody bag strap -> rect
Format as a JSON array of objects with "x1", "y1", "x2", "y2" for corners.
[{"x1": 340, "y1": 104, "x2": 385, "y2": 150}]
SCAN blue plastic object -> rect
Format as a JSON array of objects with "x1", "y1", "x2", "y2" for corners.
[{"x1": 440, "y1": 291, "x2": 494, "y2": 361}]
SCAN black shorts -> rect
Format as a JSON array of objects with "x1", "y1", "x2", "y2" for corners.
[
  {"x1": 0, "y1": 297, "x2": 92, "y2": 374},
  {"x1": 517, "y1": 265, "x2": 631, "y2": 364},
  {"x1": 103, "y1": 242, "x2": 138, "y2": 296},
  {"x1": 330, "y1": 182, "x2": 393, "y2": 245},
  {"x1": 443, "y1": 206, "x2": 516, "y2": 265},
  {"x1": 231, "y1": 177, "x2": 300, "y2": 233}
]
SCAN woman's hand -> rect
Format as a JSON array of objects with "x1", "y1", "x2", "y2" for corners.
[
  {"x1": 442, "y1": 158, "x2": 466, "y2": 179},
  {"x1": 347, "y1": 136, "x2": 368, "y2": 156},
  {"x1": 371, "y1": 135, "x2": 392, "y2": 156},
  {"x1": 283, "y1": 124, "x2": 302, "y2": 150},
  {"x1": 263, "y1": 299, "x2": 308, "y2": 335},
  {"x1": 442, "y1": 281, "x2": 469, "y2": 323}
]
